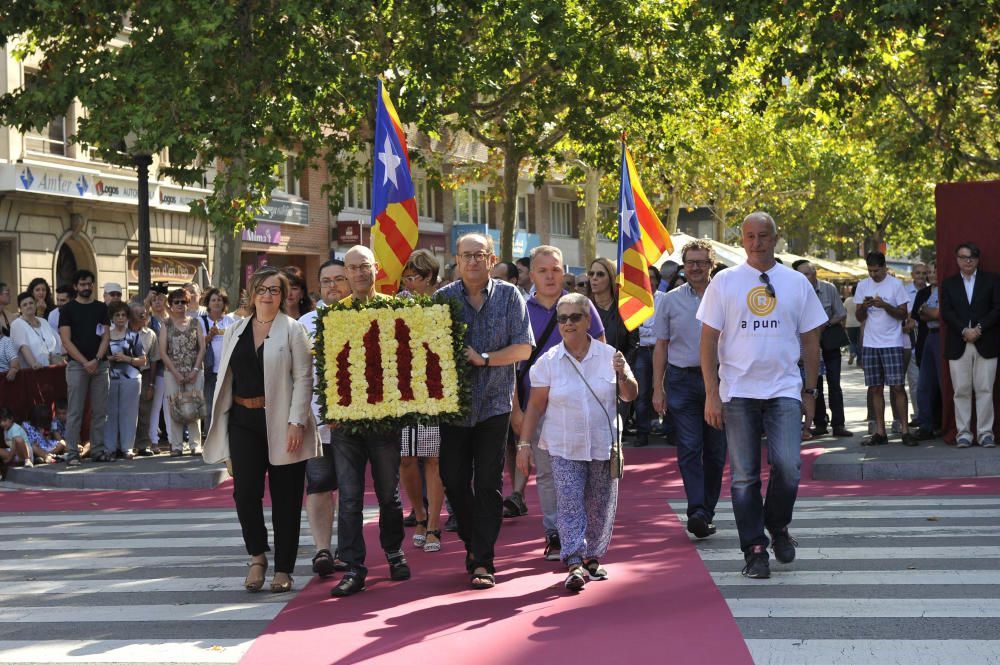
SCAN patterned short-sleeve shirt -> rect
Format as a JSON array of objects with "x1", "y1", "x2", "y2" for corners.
[{"x1": 435, "y1": 278, "x2": 534, "y2": 426}]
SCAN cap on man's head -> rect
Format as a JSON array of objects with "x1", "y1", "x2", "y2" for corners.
[
  {"x1": 150, "y1": 282, "x2": 170, "y2": 295},
  {"x1": 103, "y1": 282, "x2": 123, "y2": 295}
]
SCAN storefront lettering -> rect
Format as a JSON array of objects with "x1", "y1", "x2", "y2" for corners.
[{"x1": 242, "y1": 222, "x2": 283, "y2": 245}]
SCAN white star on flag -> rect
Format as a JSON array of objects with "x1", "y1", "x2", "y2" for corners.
[
  {"x1": 378, "y1": 134, "x2": 402, "y2": 188},
  {"x1": 619, "y1": 197, "x2": 636, "y2": 237}
]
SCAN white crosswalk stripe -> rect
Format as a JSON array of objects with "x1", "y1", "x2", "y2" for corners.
[
  {"x1": 0, "y1": 507, "x2": 376, "y2": 664},
  {"x1": 672, "y1": 496, "x2": 1000, "y2": 665}
]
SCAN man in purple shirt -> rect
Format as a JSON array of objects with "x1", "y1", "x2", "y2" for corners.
[{"x1": 510, "y1": 245, "x2": 605, "y2": 561}]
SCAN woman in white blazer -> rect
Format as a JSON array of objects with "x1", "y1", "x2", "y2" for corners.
[{"x1": 203, "y1": 266, "x2": 320, "y2": 593}]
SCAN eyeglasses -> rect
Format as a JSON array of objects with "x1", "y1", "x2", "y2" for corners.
[
  {"x1": 170, "y1": 300, "x2": 188, "y2": 306},
  {"x1": 254, "y1": 286, "x2": 282, "y2": 296},
  {"x1": 345, "y1": 263, "x2": 374, "y2": 273},
  {"x1": 957, "y1": 254, "x2": 978, "y2": 261},
  {"x1": 320, "y1": 277, "x2": 349, "y2": 286},
  {"x1": 759, "y1": 272, "x2": 775, "y2": 299},
  {"x1": 587, "y1": 271, "x2": 607, "y2": 278},
  {"x1": 458, "y1": 252, "x2": 489, "y2": 264},
  {"x1": 402, "y1": 274, "x2": 426, "y2": 283},
  {"x1": 556, "y1": 312, "x2": 586, "y2": 324},
  {"x1": 576, "y1": 281, "x2": 588, "y2": 288},
  {"x1": 684, "y1": 260, "x2": 713, "y2": 268}
]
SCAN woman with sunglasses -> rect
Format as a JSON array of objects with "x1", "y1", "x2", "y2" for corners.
[
  {"x1": 584, "y1": 258, "x2": 638, "y2": 359},
  {"x1": 516, "y1": 293, "x2": 637, "y2": 592},
  {"x1": 203, "y1": 266, "x2": 319, "y2": 593},
  {"x1": 159, "y1": 288, "x2": 206, "y2": 456}
]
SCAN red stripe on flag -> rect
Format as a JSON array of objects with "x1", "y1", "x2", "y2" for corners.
[
  {"x1": 376, "y1": 205, "x2": 418, "y2": 263},
  {"x1": 618, "y1": 296, "x2": 646, "y2": 319},
  {"x1": 620, "y1": 261, "x2": 652, "y2": 292}
]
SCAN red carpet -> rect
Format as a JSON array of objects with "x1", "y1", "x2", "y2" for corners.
[{"x1": 238, "y1": 451, "x2": 753, "y2": 665}]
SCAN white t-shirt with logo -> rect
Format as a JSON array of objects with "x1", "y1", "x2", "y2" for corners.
[
  {"x1": 697, "y1": 261, "x2": 828, "y2": 402},
  {"x1": 854, "y1": 275, "x2": 908, "y2": 349}
]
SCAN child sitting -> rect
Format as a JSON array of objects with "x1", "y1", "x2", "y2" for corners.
[
  {"x1": 51, "y1": 399, "x2": 88, "y2": 458},
  {"x1": 23, "y1": 404, "x2": 66, "y2": 464},
  {"x1": 1, "y1": 407, "x2": 33, "y2": 477}
]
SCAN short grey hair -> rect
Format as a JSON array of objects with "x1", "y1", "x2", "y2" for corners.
[
  {"x1": 530, "y1": 244, "x2": 564, "y2": 265},
  {"x1": 557, "y1": 292, "x2": 591, "y2": 314},
  {"x1": 741, "y1": 211, "x2": 777, "y2": 235}
]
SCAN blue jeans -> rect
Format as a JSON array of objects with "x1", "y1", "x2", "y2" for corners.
[
  {"x1": 667, "y1": 365, "x2": 727, "y2": 520},
  {"x1": 331, "y1": 429, "x2": 404, "y2": 575},
  {"x1": 917, "y1": 332, "x2": 942, "y2": 432},
  {"x1": 633, "y1": 346, "x2": 658, "y2": 434},
  {"x1": 722, "y1": 397, "x2": 802, "y2": 553}
]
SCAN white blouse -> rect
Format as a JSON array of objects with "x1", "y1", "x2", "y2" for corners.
[
  {"x1": 11, "y1": 316, "x2": 61, "y2": 366},
  {"x1": 529, "y1": 338, "x2": 633, "y2": 461}
]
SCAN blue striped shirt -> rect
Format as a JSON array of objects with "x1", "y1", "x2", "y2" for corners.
[{"x1": 437, "y1": 278, "x2": 534, "y2": 426}]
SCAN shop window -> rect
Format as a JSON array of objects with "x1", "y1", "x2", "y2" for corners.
[
  {"x1": 550, "y1": 200, "x2": 572, "y2": 237},
  {"x1": 454, "y1": 186, "x2": 488, "y2": 225},
  {"x1": 415, "y1": 178, "x2": 437, "y2": 220},
  {"x1": 23, "y1": 70, "x2": 67, "y2": 156},
  {"x1": 275, "y1": 155, "x2": 299, "y2": 197}
]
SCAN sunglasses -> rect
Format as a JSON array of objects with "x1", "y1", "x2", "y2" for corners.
[
  {"x1": 587, "y1": 271, "x2": 608, "y2": 278},
  {"x1": 171, "y1": 300, "x2": 188, "y2": 306},
  {"x1": 759, "y1": 272, "x2": 776, "y2": 299},
  {"x1": 576, "y1": 281, "x2": 588, "y2": 288},
  {"x1": 556, "y1": 312, "x2": 586, "y2": 324}
]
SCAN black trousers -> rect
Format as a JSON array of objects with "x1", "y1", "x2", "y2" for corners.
[
  {"x1": 228, "y1": 404, "x2": 306, "y2": 574},
  {"x1": 439, "y1": 413, "x2": 509, "y2": 574}
]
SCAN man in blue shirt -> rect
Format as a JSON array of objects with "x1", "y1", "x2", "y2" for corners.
[{"x1": 437, "y1": 233, "x2": 534, "y2": 589}]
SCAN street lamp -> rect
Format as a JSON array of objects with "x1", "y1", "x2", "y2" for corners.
[{"x1": 124, "y1": 132, "x2": 153, "y2": 298}]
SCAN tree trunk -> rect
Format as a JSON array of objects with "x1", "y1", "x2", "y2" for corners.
[
  {"x1": 714, "y1": 207, "x2": 731, "y2": 242},
  {"x1": 499, "y1": 143, "x2": 524, "y2": 262},
  {"x1": 666, "y1": 185, "x2": 680, "y2": 234},
  {"x1": 213, "y1": 230, "x2": 243, "y2": 298},
  {"x1": 579, "y1": 165, "x2": 602, "y2": 266}
]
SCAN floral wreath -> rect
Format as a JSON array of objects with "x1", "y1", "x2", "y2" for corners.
[{"x1": 314, "y1": 294, "x2": 470, "y2": 435}]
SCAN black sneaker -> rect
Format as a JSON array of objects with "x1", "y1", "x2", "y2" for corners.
[
  {"x1": 388, "y1": 553, "x2": 411, "y2": 581},
  {"x1": 502, "y1": 492, "x2": 528, "y2": 518},
  {"x1": 444, "y1": 514, "x2": 458, "y2": 532},
  {"x1": 403, "y1": 510, "x2": 418, "y2": 527},
  {"x1": 901, "y1": 432, "x2": 918, "y2": 447},
  {"x1": 136, "y1": 448, "x2": 156, "y2": 457},
  {"x1": 687, "y1": 514, "x2": 714, "y2": 539},
  {"x1": 330, "y1": 572, "x2": 366, "y2": 597},
  {"x1": 912, "y1": 428, "x2": 936, "y2": 441},
  {"x1": 810, "y1": 426, "x2": 829, "y2": 437},
  {"x1": 543, "y1": 533, "x2": 562, "y2": 561},
  {"x1": 742, "y1": 545, "x2": 771, "y2": 579},
  {"x1": 770, "y1": 528, "x2": 797, "y2": 564}
]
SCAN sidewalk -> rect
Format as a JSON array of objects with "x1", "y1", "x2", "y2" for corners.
[{"x1": 5, "y1": 451, "x2": 228, "y2": 490}]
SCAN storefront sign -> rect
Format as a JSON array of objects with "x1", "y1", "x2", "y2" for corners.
[
  {"x1": 254, "y1": 198, "x2": 309, "y2": 226},
  {"x1": 241, "y1": 222, "x2": 283, "y2": 245},
  {"x1": 337, "y1": 220, "x2": 365, "y2": 245},
  {"x1": 127, "y1": 251, "x2": 202, "y2": 283}
]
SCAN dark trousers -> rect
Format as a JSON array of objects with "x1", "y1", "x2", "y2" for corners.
[
  {"x1": 331, "y1": 429, "x2": 403, "y2": 575},
  {"x1": 917, "y1": 331, "x2": 943, "y2": 432},
  {"x1": 814, "y1": 347, "x2": 845, "y2": 428},
  {"x1": 228, "y1": 405, "x2": 306, "y2": 574},
  {"x1": 440, "y1": 413, "x2": 509, "y2": 574}
]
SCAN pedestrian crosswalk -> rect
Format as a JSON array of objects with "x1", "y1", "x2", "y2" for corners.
[
  {"x1": 0, "y1": 507, "x2": 372, "y2": 664},
  {"x1": 672, "y1": 495, "x2": 1000, "y2": 665}
]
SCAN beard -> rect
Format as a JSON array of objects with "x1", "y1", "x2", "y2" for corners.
[{"x1": 78, "y1": 288, "x2": 93, "y2": 299}]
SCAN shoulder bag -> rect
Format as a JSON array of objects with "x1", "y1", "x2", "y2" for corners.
[
  {"x1": 515, "y1": 311, "x2": 560, "y2": 405},
  {"x1": 564, "y1": 354, "x2": 623, "y2": 480}
]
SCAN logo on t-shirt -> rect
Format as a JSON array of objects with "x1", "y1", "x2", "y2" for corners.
[{"x1": 746, "y1": 286, "x2": 776, "y2": 316}]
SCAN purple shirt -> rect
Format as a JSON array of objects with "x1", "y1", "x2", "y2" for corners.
[{"x1": 518, "y1": 292, "x2": 605, "y2": 404}]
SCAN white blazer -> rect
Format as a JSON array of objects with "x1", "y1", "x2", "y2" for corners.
[{"x1": 202, "y1": 313, "x2": 319, "y2": 466}]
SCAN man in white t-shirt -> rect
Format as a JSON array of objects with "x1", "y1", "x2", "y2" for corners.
[
  {"x1": 854, "y1": 251, "x2": 914, "y2": 446},
  {"x1": 298, "y1": 259, "x2": 351, "y2": 579},
  {"x1": 698, "y1": 212, "x2": 827, "y2": 580}
]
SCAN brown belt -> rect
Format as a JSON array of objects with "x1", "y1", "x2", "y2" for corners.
[{"x1": 233, "y1": 395, "x2": 266, "y2": 409}]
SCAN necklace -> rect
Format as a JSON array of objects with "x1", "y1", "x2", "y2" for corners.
[{"x1": 254, "y1": 316, "x2": 275, "y2": 324}]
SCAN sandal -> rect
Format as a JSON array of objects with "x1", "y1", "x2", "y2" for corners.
[
  {"x1": 412, "y1": 519, "x2": 428, "y2": 548},
  {"x1": 270, "y1": 573, "x2": 293, "y2": 593},
  {"x1": 244, "y1": 560, "x2": 268, "y2": 592},
  {"x1": 565, "y1": 565, "x2": 586, "y2": 592},
  {"x1": 584, "y1": 559, "x2": 608, "y2": 581},
  {"x1": 423, "y1": 530, "x2": 442, "y2": 553},
  {"x1": 311, "y1": 549, "x2": 335, "y2": 578},
  {"x1": 470, "y1": 567, "x2": 495, "y2": 589}
]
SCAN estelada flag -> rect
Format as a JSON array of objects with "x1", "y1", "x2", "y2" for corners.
[
  {"x1": 371, "y1": 80, "x2": 419, "y2": 294},
  {"x1": 616, "y1": 139, "x2": 673, "y2": 330}
]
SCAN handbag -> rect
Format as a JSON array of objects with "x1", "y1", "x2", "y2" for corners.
[
  {"x1": 820, "y1": 323, "x2": 850, "y2": 351},
  {"x1": 169, "y1": 383, "x2": 206, "y2": 424},
  {"x1": 564, "y1": 354, "x2": 623, "y2": 480}
]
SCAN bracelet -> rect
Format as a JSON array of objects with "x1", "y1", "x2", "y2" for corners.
[{"x1": 516, "y1": 441, "x2": 531, "y2": 449}]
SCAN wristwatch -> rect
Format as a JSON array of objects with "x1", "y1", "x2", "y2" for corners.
[
  {"x1": 480, "y1": 352, "x2": 490, "y2": 366},
  {"x1": 802, "y1": 388, "x2": 819, "y2": 397}
]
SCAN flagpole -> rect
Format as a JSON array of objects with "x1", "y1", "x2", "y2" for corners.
[{"x1": 370, "y1": 79, "x2": 381, "y2": 250}]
